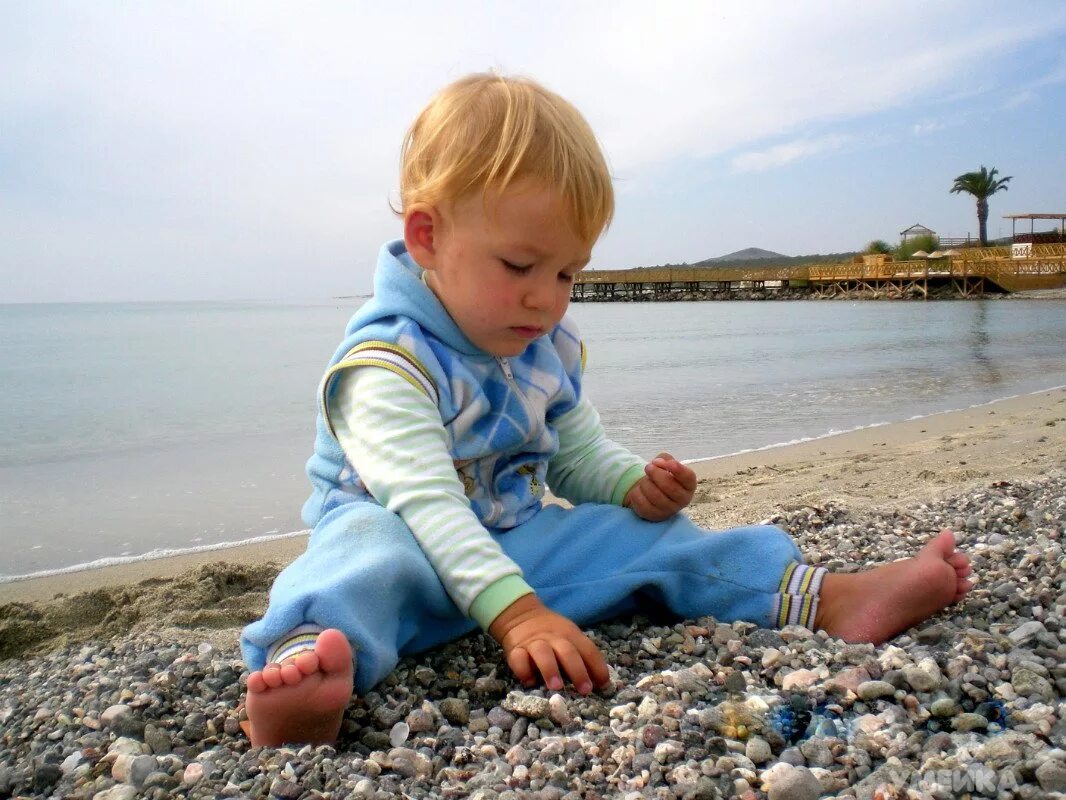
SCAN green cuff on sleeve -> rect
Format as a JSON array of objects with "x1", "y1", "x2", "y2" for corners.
[
  {"x1": 611, "y1": 463, "x2": 648, "y2": 506},
  {"x1": 468, "y1": 575, "x2": 535, "y2": 630}
]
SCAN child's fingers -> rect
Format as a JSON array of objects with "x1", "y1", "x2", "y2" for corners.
[
  {"x1": 506, "y1": 647, "x2": 538, "y2": 688},
  {"x1": 637, "y1": 471, "x2": 675, "y2": 510},
  {"x1": 625, "y1": 483, "x2": 652, "y2": 515},
  {"x1": 645, "y1": 464, "x2": 689, "y2": 505},
  {"x1": 553, "y1": 640, "x2": 592, "y2": 694},
  {"x1": 674, "y1": 464, "x2": 697, "y2": 492},
  {"x1": 652, "y1": 454, "x2": 697, "y2": 492},
  {"x1": 527, "y1": 639, "x2": 565, "y2": 691},
  {"x1": 573, "y1": 635, "x2": 611, "y2": 689}
]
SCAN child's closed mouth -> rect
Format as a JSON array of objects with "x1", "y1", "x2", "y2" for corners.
[{"x1": 511, "y1": 326, "x2": 544, "y2": 338}]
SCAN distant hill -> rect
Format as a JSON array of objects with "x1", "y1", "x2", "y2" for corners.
[
  {"x1": 623, "y1": 247, "x2": 860, "y2": 272},
  {"x1": 703, "y1": 247, "x2": 787, "y2": 262}
]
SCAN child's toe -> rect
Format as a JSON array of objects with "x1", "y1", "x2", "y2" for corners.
[
  {"x1": 262, "y1": 665, "x2": 284, "y2": 689},
  {"x1": 295, "y1": 651, "x2": 321, "y2": 676},
  {"x1": 247, "y1": 672, "x2": 268, "y2": 693},
  {"x1": 280, "y1": 662, "x2": 304, "y2": 686}
]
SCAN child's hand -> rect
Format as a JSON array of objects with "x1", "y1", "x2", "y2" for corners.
[
  {"x1": 623, "y1": 452, "x2": 697, "y2": 522},
  {"x1": 488, "y1": 594, "x2": 610, "y2": 695}
]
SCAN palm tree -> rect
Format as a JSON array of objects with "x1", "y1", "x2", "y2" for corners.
[{"x1": 950, "y1": 166, "x2": 1012, "y2": 246}]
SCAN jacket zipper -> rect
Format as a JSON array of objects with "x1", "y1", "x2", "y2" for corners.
[{"x1": 489, "y1": 356, "x2": 544, "y2": 524}]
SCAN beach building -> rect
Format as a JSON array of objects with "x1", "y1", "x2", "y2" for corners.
[
  {"x1": 899, "y1": 223, "x2": 936, "y2": 244},
  {"x1": 1005, "y1": 212, "x2": 1066, "y2": 244}
]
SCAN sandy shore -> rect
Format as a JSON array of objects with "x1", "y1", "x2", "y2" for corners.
[{"x1": 2, "y1": 387, "x2": 1064, "y2": 656}]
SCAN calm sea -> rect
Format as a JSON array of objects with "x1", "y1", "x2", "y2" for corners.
[{"x1": 2, "y1": 299, "x2": 1065, "y2": 579}]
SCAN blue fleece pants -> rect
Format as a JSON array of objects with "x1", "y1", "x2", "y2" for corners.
[{"x1": 241, "y1": 502, "x2": 808, "y2": 694}]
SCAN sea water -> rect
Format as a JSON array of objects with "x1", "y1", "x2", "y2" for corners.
[{"x1": 2, "y1": 298, "x2": 1064, "y2": 578}]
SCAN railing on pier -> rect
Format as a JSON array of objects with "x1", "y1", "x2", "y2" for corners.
[{"x1": 573, "y1": 244, "x2": 1066, "y2": 299}]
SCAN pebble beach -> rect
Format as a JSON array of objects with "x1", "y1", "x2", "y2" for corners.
[{"x1": 2, "y1": 389, "x2": 1064, "y2": 799}]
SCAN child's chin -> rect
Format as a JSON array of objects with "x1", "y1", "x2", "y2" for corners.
[{"x1": 488, "y1": 341, "x2": 531, "y2": 357}]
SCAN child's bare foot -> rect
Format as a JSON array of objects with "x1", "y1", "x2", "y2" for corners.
[
  {"x1": 815, "y1": 529, "x2": 972, "y2": 644},
  {"x1": 244, "y1": 628, "x2": 354, "y2": 747}
]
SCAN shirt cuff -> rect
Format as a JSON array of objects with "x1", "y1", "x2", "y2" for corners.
[
  {"x1": 611, "y1": 463, "x2": 648, "y2": 506},
  {"x1": 468, "y1": 574, "x2": 536, "y2": 630}
]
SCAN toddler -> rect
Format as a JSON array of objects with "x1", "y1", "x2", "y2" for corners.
[{"x1": 240, "y1": 73, "x2": 972, "y2": 747}]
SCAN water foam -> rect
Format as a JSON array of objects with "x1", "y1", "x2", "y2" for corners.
[{"x1": 0, "y1": 529, "x2": 308, "y2": 585}]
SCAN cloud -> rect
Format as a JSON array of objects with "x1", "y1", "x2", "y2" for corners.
[
  {"x1": 731, "y1": 134, "x2": 852, "y2": 173},
  {"x1": 1003, "y1": 90, "x2": 1037, "y2": 109},
  {"x1": 912, "y1": 119, "x2": 947, "y2": 136}
]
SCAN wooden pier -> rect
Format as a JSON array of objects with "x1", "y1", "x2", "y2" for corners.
[{"x1": 572, "y1": 245, "x2": 1066, "y2": 301}]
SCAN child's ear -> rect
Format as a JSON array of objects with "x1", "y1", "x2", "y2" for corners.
[{"x1": 404, "y1": 206, "x2": 440, "y2": 270}]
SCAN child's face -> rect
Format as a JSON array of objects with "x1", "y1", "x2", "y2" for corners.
[{"x1": 416, "y1": 181, "x2": 591, "y2": 357}]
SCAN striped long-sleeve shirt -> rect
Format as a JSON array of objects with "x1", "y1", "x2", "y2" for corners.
[{"x1": 332, "y1": 365, "x2": 646, "y2": 629}]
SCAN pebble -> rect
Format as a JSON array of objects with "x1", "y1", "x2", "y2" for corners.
[
  {"x1": 856, "y1": 680, "x2": 896, "y2": 700},
  {"x1": 746, "y1": 736, "x2": 772, "y2": 765},
  {"x1": 93, "y1": 787, "x2": 138, "y2": 800},
  {"x1": 389, "y1": 721, "x2": 410, "y2": 747},
  {"x1": 182, "y1": 763, "x2": 204, "y2": 784},
  {"x1": 439, "y1": 697, "x2": 470, "y2": 725},
  {"x1": 1, "y1": 475, "x2": 1063, "y2": 798},
  {"x1": 762, "y1": 763, "x2": 823, "y2": 800},
  {"x1": 100, "y1": 704, "x2": 133, "y2": 728},
  {"x1": 953, "y1": 712, "x2": 990, "y2": 731},
  {"x1": 929, "y1": 696, "x2": 960, "y2": 717},
  {"x1": 902, "y1": 657, "x2": 943, "y2": 692},
  {"x1": 1009, "y1": 620, "x2": 1047, "y2": 645},
  {"x1": 781, "y1": 669, "x2": 818, "y2": 691},
  {"x1": 547, "y1": 693, "x2": 571, "y2": 726},
  {"x1": 1035, "y1": 758, "x2": 1066, "y2": 793}
]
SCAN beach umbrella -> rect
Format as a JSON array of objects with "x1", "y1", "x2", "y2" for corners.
[
  {"x1": 911, "y1": 250, "x2": 930, "y2": 258},
  {"x1": 943, "y1": 249, "x2": 961, "y2": 256},
  {"x1": 928, "y1": 250, "x2": 946, "y2": 258}
]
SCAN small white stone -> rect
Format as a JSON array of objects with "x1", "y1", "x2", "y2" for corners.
[
  {"x1": 637, "y1": 696, "x2": 659, "y2": 719},
  {"x1": 183, "y1": 763, "x2": 204, "y2": 784},
  {"x1": 389, "y1": 721, "x2": 410, "y2": 747},
  {"x1": 548, "y1": 693, "x2": 571, "y2": 726},
  {"x1": 1009, "y1": 620, "x2": 1046, "y2": 645},
  {"x1": 100, "y1": 705, "x2": 132, "y2": 728}
]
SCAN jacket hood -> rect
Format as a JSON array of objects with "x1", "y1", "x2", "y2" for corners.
[{"x1": 347, "y1": 240, "x2": 485, "y2": 357}]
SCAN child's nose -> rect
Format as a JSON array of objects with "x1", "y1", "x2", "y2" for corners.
[{"x1": 523, "y1": 281, "x2": 556, "y2": 311}]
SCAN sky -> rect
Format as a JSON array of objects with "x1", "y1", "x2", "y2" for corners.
[{"x1": 3, "y1": 1, "x2": 1066, "y2": 303}]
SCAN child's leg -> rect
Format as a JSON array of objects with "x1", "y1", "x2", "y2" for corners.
[
  {"x1": 498, "y1": 505, "x2": 970, "y2": 642},
  {"x1": 239, "y1": 502, "x2": 477, "y2": 745},
  {"x1": 497, "y1": 504, "x2": 808, "y2": 629}
]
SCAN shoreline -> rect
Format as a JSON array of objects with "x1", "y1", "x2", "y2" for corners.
[
  {"x1": 4, "y1": 384, "x2": 1062, "y2": 590},
  {"x1": 2, "y1": 386, "x2": 1064, "y2": 610}
]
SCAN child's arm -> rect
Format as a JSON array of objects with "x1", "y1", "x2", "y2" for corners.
[
  {"x1": 332, "y1": 367, "x2": 528, "y2": 618},
  {"x1": 547, "y1": 396, "x2": 646, "y2": 505},
  {"x1": 548, "y1": 398, "x2": 697, "y2": 520},
  {"x1": 333, "y1": 366, "x2": 607, "y2": 691}
]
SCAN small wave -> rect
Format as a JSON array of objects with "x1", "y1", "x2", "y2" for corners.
[
  {"x1": 0, "y1": 529, "x2": 309, "y2": 585},
  {"x1": 685, "y1": 384, "x2": 1066, "y2": 465}
]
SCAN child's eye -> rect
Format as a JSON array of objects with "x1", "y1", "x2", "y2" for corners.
[
  {"x1": 558, "y1": 272, "x2": 575, "y2": 283},
  {"x1": 501, "y1": 259, "x2": 532, "y2": 273}
]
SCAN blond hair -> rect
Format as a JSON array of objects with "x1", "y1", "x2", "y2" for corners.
[{"x1": 399, "y1": 73, "x2": 613, "y2": 245}]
